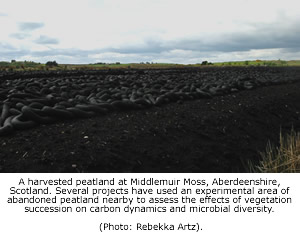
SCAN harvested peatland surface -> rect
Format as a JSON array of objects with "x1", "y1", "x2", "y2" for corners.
[{"x1": 0, "y1": 67, "x2": 300, "y2": 172}]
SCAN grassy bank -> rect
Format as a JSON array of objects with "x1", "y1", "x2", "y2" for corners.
[
  {"x1": 213, "y1": 60, "x2": 300, "y2": 67},
  {"x1": 1, "y1": 60, "x2": 300, "y2": 71},
  {"x1": 250, "y1": 130, "x2": 300, "y2": 173}
]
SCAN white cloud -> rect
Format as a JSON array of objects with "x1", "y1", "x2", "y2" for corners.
[
  {"x1": 34, "y1": 35, "x2": 59, "y2": 45},
  {"x1": 0, "y1": 0, "x2": 299, "y2": 63},
  {"x1": 18, "y1": 22, "x2": 44, "y2": 31},
  {"x1": 10, "y1": 33, "x2": 30, "y2": 40}
]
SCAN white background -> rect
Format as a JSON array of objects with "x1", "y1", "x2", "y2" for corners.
[{"x1": 0, "y1": 173, "x2": 299, "y2": 237}]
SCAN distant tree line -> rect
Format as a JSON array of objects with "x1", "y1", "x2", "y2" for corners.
[
  {"x1": 46, "y1": 61, "x2": 58, "y2": 67},
  {"x1": 201, "y1": 61, "x2": 213, "y2": 65}
]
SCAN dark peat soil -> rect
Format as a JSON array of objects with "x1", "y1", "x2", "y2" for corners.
[{"x1": 1, "y1": 75, "x2": 300, "y2": 173}]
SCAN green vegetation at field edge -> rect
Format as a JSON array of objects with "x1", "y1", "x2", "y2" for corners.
[
  {"x1": 1, "y1": 59, "x2": 300, "y2": 71},
  {"x1": 213, "y1": 59, "x2": 300, "y2": 67},
  {"x1": 249, "y1": 129, "x2": 300, "y2": 173}
]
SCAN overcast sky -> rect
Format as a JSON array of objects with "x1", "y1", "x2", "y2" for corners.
[{"x1": 1, "y1": 0, "x2": 300, "y2": 64}]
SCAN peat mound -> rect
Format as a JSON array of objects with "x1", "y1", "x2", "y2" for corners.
[
  {"x1": 1, "y1": 66, "x2": 300, "y2": 137},
  {"x1": 0, "y1": 67, "x2": 300, "y2": 172}
]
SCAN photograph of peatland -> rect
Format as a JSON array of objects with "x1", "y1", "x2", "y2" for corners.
[
  {"x1": 1, "y1": 0, "x2": 300, "y2": 172},
  {"x1": 0, "y1": 64, "x2": 299, "y2": 172}
]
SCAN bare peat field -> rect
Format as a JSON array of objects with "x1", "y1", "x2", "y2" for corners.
[{"x1": 0, "y1": 66, "x2": 300, "y2": 172}]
